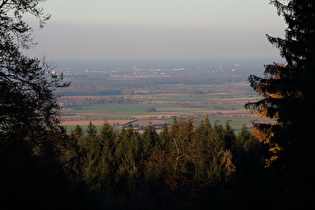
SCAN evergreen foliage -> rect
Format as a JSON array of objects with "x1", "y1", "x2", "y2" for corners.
[
  {"x1": 62, "y1": 118, "x2": 263, "y2": 209},
  {"x1": 246, "y1": 0, "x2": 315, "y2": 208}
]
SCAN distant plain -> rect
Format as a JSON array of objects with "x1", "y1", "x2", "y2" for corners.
[{"x1": 57, "y1": 59, "x2": 273, "y2": 132}]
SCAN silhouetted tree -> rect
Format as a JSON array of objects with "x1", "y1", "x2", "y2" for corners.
[
  {"x1": 246, "y1": 0, "x2": 315, "y2": 208},
  {"x1": 0, "y1": 1, "x2": 70, "y2": 208},
  {"x1": 0, "y1": 0, "x2": 68, "y2": 154}
]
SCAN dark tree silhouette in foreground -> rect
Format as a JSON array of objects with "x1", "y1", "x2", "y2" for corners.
[
  {"x1": 246, "y1": 0, "x2": 315, "y2": 208},
  {"x1": 0, "y1": 1, "x2": 70, "y2": 208},
  {"x1": 0, "y1": 0, "x2": 68, "y2": 142}
]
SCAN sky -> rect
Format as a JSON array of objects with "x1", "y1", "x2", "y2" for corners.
[{"x1": 26, "y1": 0, "x2": 286, "y2": 61}]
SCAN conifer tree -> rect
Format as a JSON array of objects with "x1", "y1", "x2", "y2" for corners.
[
  {"x1": 232, "y1": 125, "x2": 264, "y2": 182},
  {"x1": 62, "y1": 125, "x2": 86, "y2": 182},
  {"x1": 224, "y1": 122, "x2": 236, "y2": 150},
  {"x1": 159, "y1": 123, "x2": 171, "y2": 152},
  {"x1": 195, "y1": 115, "x2": 212, "y2": 137},
  {"x1": 209, "y1": 123, "x2": 226, "y2": 153},
  {"x1": 98, "y1": 121, "x2": 117, "y2": 186},
  {"x1": 245, "y1": 0, "x2": 315, "y2": 207},
  {"x1": 158, "y1": 118, "x2": 236, "y2": 195},
  {"x1": 71, "y1": 125, "x2": 85, "y2": 141},
  {"x1": 246, "y1": 0, "x2": 315, "y2": 159},
  {"x1": 142, "y1": 121, "x2": 160, "y2": 155},
  {"x1": 85, "y1": 121, "x2": 98, "y2": 141},
  {"x1": 191, "y1": 117, "x2": 214, "y2": 187},
  {"x1": 125, "y1": 130, "x2": 142, "y2": 192},
  {"x1": 82, "y1": 121, "x2": 100, "y2": 190},
  {"x1": 193, "y1": 116, "x2": 212, "y2": 156},
  {"x1": 206, "y1": 123, "x2": 234, "y2": 184},
  {"x1": 114, "y1": 124, "x2": 142, "y2": 192}
]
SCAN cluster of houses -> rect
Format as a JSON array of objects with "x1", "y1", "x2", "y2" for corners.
[{"x1": 59, "y1": 96, "x2": 134, "y2": 106}]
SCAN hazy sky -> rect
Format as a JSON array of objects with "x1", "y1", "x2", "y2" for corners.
[{"x1": 27, "y1": 0, "x2": 286, "y2": 61}]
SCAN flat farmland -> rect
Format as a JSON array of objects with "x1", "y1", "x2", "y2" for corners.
[
  {"x1": 55, "y1": 58, "x2": 277, "y2": 132},
  {"x1": 60, "y1": 93, "x2": 266, "y2": 132}
]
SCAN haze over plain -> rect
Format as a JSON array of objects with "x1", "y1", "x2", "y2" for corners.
[{"x1": 27, "y1": 0, "x2": 285, "y2": 61}]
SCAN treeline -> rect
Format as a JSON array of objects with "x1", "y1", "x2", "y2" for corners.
[{"x1": 58, "y1": 117, "x2": 264, "y2": 209}]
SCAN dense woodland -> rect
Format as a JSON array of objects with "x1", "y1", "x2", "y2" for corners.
[
  {"x1": 2, "y1": 0, "x2": 315, "y2": 209},
  {"x1": 61, "y1": 118, "x2": 263, "y2": 209}
]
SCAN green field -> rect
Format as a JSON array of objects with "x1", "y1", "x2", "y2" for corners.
[{"x1": 61, "y1": 93, "x2": 264, "y2": 133}]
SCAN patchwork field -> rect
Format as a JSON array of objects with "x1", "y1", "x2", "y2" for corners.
[{"x1": 60, "y1": 93, "x2": 266, "y2": 132}]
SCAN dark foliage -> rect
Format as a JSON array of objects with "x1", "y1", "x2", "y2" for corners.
[
  {"x1": 246, "y1": 0, "x2": 315, "y2": 208},
  {"x1": 0, "y1": 1, "x2": 71, "y2": 208},
  {"x1": 62, "y1": 119, "x2": 264, "y2": 209}
]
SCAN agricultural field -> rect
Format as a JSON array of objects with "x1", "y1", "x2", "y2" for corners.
[
  {"x1": 60, "y1": 92, "x2": 267, "y2": 133},
  {"x1": 57, "y1": 59, "x2": 274, "y2": 132}
]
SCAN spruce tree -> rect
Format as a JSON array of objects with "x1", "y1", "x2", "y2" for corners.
[
  {"x1": 114, "y1": 124, "x2": 142, "y2": 192},
  {"x1": 159, "y1": 123, "x2": 171, "y2": 152},
  {"x1": 245, "y1": 0, "x2": 315, "y2": 207},
  {"x1": 98, "y1": 121, "x2": 117, "y2": 186},
  {"x1": 142, "y1": 122, "x2": 160, "y2": 155},
  {"x1": 207, "y1": 123, "x2": 234, "y2": 185},
  {"x1": 62, "y1": 125, "x2": 86, "y2": 182},
  {"x1": 81, "y1": 121, "x2": 100, "y2": 190},
  {"x1": 224, "y1": 121, "x2": 236, "y2": 150}
]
